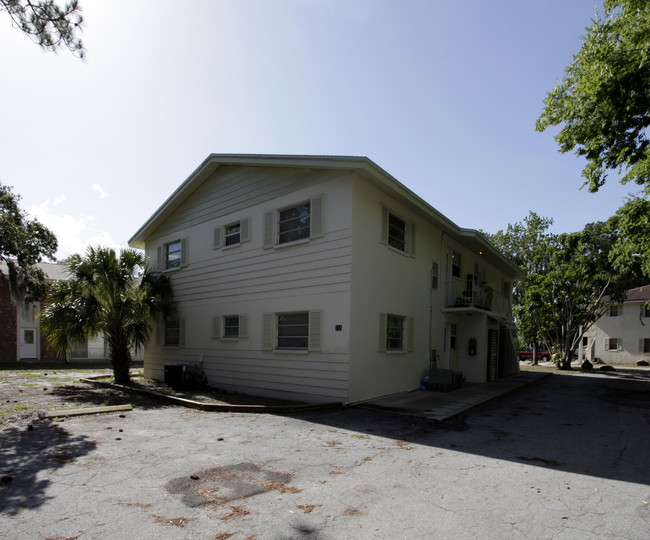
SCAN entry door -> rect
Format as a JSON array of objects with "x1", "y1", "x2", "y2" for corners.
[{"x1": 20, "y1": 328, "x2": 38, "y2": 359}]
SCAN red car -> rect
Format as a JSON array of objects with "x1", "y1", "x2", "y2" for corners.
[{"x1": 518, "y1": 348, "x2": 551, "y2": 361}]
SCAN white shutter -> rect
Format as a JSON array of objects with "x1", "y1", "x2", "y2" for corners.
[
  {"x1": 640, "y1": 339, "x2": 644, "y2": 353},
  {"x1": 212, "y1": 316, "x2": 221, "y2": 339},
  {"x1": 308, "y1": 310, "x2": 322, "y2": 351},
  {"x1": 378, "y1": 313, "x2": 387, "y2": 352},
  {"x1": 381, "y1": 207, "x2": 389, "y2": 244},
  {"x1": 409, "y1": 222, "x2": 416, "y2": 257},
  {"x1": 310, "y1": 195, "x2": 324, "y2": 239},
  {"x1": 408, "y1": 316, "x2": 415, "y2": 352},
  {"x1": 618, "y1": 338, "x2": 623, "y2": 350},
  {"x1": 263, "y1": 211, "x2": 274, "y2": 249},
  {"x1": 238, "y1": 315, "x2": 249, "y2": 339},
  {"x1": 240, "y1": 217, "x2": 251, "y2": 243},
  {"x1": 262, "y1": 313, "x2": 274, "y2": 350},
  {"x1": 213, "y1": 227, "x2": 222, "y2": 250},
  {"x1": 604, "y1": 338, "x2": 610, "y2": 351}
]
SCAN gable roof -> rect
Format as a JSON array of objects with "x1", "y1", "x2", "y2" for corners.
[
  {"x1": 129, "y1": 154, "x2": 524, "y2": 280},
  {"x1": 0, "y1": 261, "x2": 68, "y2": 281},
  {"x1": 626, "y1": 285, "x2": 650, "y2": 302}
]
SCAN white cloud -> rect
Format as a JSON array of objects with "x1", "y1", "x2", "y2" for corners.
[
  {"x1": 53, "y1": 194, "x2": 66, "y2": 206},
  {"x1": 26, "y1": 199, "x2": 122, "y2": 260},
  {"x1": 92, "y1": 183, "x2": 108, "y2": 199}
]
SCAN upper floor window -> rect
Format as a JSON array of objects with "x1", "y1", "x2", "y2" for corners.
[
  {"x1": 451, "y1": 251, "x2": 461, "y2": 279},
  {"x1": 264, "y1": 196, "x2": 323, "y2": 249},
  {"x1": 225, "y1": 223, "x2": 241, "y2": 246},
  {"x1": 166, "y1": 241, "x2": 182, "y2": 269},
  {"x1": 279, "y1": 203, "x2": 311, "y2": 244},
  {"x1": 223, "y1": 316, "x2": 240, "y2": 338},
  {"x1": 388, "y1": 213, "x2": 406, "y2": 252},
  {"x1": 158, "y1": 238, "x2": 188, "y2": 271},
  {"x1": 643, "y1": 305, "x2": 650, "y2": 318},
  {"x1": 381, "y1": 206, "x2": 415, "y2": 256},
  {"x1": 609, "y1": 304, "x2": 621, "y2": 317},
  {"x1": 212, "y1": 314, "x2": 248, "y2": 340},
  {"x1": 214, "y1": 218, "x2": 251, "y2": 250}
]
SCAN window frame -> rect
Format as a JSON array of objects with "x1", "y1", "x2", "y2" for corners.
[
  {"x1": 381, "y1": 206, "x2": 415, "y2": 256},
  {"x1": 276, "y1": 311, "x2": 310, "y2": 350},
  {"x1": 165, "y1": 240, "x2": 182, "y2": 270},
  {"x1": 386, "y1": 314, "x2": 406, "y2": 351},
  {"x1": 164, "y1": 319, "x2": 181, "y2": 346},
  {"x1": 378, "y1": 313, "x2": 414, "y2": 353},
  {"x1": 223, "y1": 315, "x2": 240, "y2": 338},
  {"x1": 224, "y1": 223, "x2": 241, "y2": 247},
  {"x1": 278, "y1": 202, "x2": 311, "y2": 245},
  {"x1": 605, "y1": 337, "x2": 620, "y2": 351},
  {"x1": 264, "y1": 196, "x2": 323, "y2": 249},
  {"x1": 642, "y1": 338, "x2": 650, "y2": 354},
  {"x1": 609, "y1": 304, "x2": 621, "y2": 317}
]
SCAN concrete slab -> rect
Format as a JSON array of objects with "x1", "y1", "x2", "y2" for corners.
[{"x1": 358, "y1": 370, "x2": 549, "y2": 420}]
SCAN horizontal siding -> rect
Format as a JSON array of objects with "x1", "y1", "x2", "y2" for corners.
[
  {"x1": 153, "y1": 166, "x2": 349, "y2": 238},
  {"x1": 143, "y1": 349, "x2": 349, "y2": 403}
]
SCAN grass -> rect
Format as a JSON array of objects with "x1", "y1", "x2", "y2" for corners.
[{"x1": 0, "y1": 403, "x2": 34, "y2": 419}]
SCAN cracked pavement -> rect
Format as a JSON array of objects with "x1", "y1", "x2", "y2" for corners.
[{"x1": 1, "y1": 369, "x2": 649, "y2": 539}]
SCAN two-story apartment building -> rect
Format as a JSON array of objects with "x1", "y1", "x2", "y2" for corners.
[
  {"x1": 582, "y1": 285, "x2": 650, "y2": 365},
  {"x1": 129, "y1": 154, "x2": 523, "y2": 404}
]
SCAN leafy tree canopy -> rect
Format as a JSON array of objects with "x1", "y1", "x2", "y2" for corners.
[
  {"x1": 536, "y1": 0, "x2": 650, "y2": 192},
  {"x1": 41, "y1": 247, "x2": 175, "y2": 383},
  {"x1": 607, "y1": 194, "x2": 650, "y2": 278},
  {"x1": 0, "y1": 182, "x2": 57, "y2": 302},
  {"x1": 0, "y1": 0, "x2": 84, "y2": 58}
]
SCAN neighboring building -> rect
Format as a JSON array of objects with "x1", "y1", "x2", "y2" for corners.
[
  {"x1": 582, "y1": 285, "x2": 650, "y2": 365},
  {"x1": 0, "y1": 262, "x2": 135, "y2": 364},
  {"x1": 129, "y1": 154, "x2": 524, "y2": 404},
  {"x1": 0, "y1": 262, "x2": 68, "y2": 363}
]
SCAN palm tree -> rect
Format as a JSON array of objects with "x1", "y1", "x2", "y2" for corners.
[{"x1": 41, "y1": 246, "x2": 175, "y2": 384}]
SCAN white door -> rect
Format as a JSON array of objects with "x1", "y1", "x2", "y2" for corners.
[{"x1": 20, "y1": 328, "x2": 38, "y2": 359}]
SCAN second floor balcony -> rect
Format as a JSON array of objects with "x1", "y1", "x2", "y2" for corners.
[{"x1": 445, "y1": 280, "x2": 512, "y2": 320}]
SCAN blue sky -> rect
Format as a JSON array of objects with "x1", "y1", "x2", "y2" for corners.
[{"x1": 0, "y1": 0, "x2": 637, "y2": 259}]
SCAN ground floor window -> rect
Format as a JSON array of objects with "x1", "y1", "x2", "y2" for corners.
[
  {"x1": 386, "y1": 314, "x2": 405, "y2": 350},
  {"x1": 605, "y1": 338, "x2": 620, "y2": 351},
  {"x1": 223, "y1": 316, "x2": 239, "y2": 338},
  {"x1": 642, "y1": 338, "x2": 650, "y2": 354},
  {"x1": 165, "y1": 319, "x2": 180, "y2": 346},
  {"x1": 277, "y1": 312, "x2": 309, "y2": 350}
]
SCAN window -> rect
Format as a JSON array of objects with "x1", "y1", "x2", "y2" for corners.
[
  {"x1": 386, "y1": 314, "x2": 405, "y2": 350},
  {"x1": 24, "y1": 329, "x2": 35, "y2": 345},
  {"x1": 165, "y1": 319, "x2": 180, "y2": 346},
  {"x1": 262, "y1": 311, "x2": 321, "y2": 351},
  {"x1": 388, "y1": 213, "x2": 406, "y2": 252},
  {"x1": 225, "y1": 223, "x2": 241, "y2": 246},
  {"x1": 381, "y1": 207, "x2": 415, "y2": 256},
  {"x1": 431, "y1": 262, "x2": 439, "y2": 290},
  {"x1": 605, "y1": 338, "x2": 620, "y2": 351},
  {"x1": 609, "y1": 304, "x2": 621, "y2": 317},
  {"x1": 279, "y1": 203, "x2": 311, "y2": 244},
  {"x1": 643, "y1": 305, "x2": 650, "y2": 318},
  {"x1": 214, "y1": 218, "x2": 251, "y2": 249},
  {"x1": 451, "y1": 251, "x2": 461, "y2": 279},
  {"x1": 264, "y1": 196, "x2": 323, "y2": 249},
  {"x1": 212, "y1": 315, "x2": 248, "y2": 340},
  {"x1": 378, "y1": 313, "x2": 414, "y2": 352},
  {"x1": 166, "y1": 241, "x2": 182, "y2": 269},
  {"x1": 158, "y1": 238, "x2": 188, "y2": 270},
  {"x1": 642, "y1": 338, "x2": 650, "y2": 354},
  {"x1": 223, "y1": 316, "x2": 239, "y2": 338},
  {"x1": 450, "y1": 324, "x2": 457, "y2": 349},
  {"x1": 277, "y1": 312, "x2": 309, "y2": 349}
]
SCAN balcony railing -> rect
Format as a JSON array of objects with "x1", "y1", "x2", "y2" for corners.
[
  {"x1": 445, "y1": 280, "x2": 512, "y2": 320},
  {"x1": 70, "y1": 347, "x2": 108, "y2": 360}
]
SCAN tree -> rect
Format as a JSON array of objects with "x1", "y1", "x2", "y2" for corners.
[
  {"x1": 523, "y1": 223, "x2": 630, "y2": 369},
  {"x1": 536, "y1": 0, "x2": 650, "y2": 192},
  {"x1": 41, "y1": 247, "x2": 175, "y2": 384},
  {"x1": 607, "y1": 195, "x2": 650, "y2": 278},
  {"x1": 0, "y1": 182, "x2": 58, "y2": 303},
  {"x1": 0, "y1": 0, "x2": 84, "y2": 58},
  {"x1": 486, "y1": 212, "x2": 555, "y2": 363}
]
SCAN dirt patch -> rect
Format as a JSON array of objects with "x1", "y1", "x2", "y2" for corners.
[{"x1": 165, "y1": 462, "x2": 298, "y2": 508}]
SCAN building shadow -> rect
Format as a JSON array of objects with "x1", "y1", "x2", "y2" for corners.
[
  {"x1": 0, "y1": 422, "x2": 96, "y2": 515},
  {"x1": 291, "y1": 370, "x2": 650, "y2": 486}
]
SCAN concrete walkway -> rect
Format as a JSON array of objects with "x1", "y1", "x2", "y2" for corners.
[{"x1": 359, "y1": 369, "x2": 549, "y2": 421}]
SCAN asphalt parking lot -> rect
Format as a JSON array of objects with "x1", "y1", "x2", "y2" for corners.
[{"x1": 1, "y1": 369, "x2": 649, "y2": 539}]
